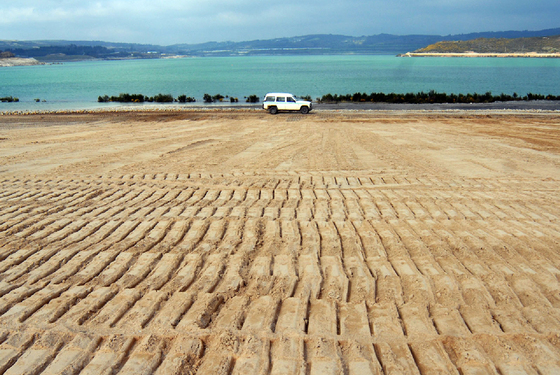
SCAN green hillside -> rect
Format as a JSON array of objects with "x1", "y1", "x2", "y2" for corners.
[
  {"x1": 415, "y1": 35, "x2": 560, "y2": 53},
  {"x1": 2, "y1": 28, "x2": 560, "y2": 58}
]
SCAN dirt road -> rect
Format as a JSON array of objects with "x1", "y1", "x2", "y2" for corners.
[{"x1": 1, "y1": 110, "x2": 560, "y2": 374}]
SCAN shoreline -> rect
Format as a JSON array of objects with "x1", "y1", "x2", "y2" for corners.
[
  {"x1": 2, "y1": 100, "x2": 560, "y2": 116},
  {"x1": 0, "y1": 57, "x2": 45, "y2": 67},
  {"x1": 1, "y1": 109, "x2": 559, "y2": 119},
  {"x1": 400, "y1": 52, "x2": 560, "y2": 58}
]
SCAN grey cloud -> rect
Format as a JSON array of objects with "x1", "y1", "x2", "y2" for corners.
[{"x1": 0, "y1": 0, "x2": 558, "y2": 44}]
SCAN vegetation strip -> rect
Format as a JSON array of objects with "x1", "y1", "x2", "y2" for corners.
[
  {"x1": 318, "y1": 91, "x2": 560, "y2": 104},
  {"x1": 0, "y1": 96, "x2": 19, "y2": 103},
  {"x1": 3, "y1": 92, "x2": 558, "y2": 106},
  {"x1": 97, "y1": 93, "x2": 260, "y2": 103},
  {"x1": 93, "y1": 91, "x2": 560, "y2": 105}
]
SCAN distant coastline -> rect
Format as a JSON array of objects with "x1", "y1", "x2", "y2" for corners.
[
  {"x1": 406, "y1": 34, "x2": 560, "y2": 57},
  {"x1": 2, "y1": 28, "x2": 560, "y2": 59},
  {"x1": 399, "y1": 52, "x2": 560, "y2": 58}
]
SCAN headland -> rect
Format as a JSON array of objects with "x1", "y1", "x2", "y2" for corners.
[{"x1": 0, "y1": 57, "x2": 45, "y2": 67}]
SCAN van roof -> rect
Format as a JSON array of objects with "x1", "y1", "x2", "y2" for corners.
[{"x1": 264, "y1": 93, "x2": 294, "y2": 97}]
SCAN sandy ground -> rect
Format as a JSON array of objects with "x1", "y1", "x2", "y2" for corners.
[{"x1": 1, "y1": 110, "x2": 560, "y2": 374}]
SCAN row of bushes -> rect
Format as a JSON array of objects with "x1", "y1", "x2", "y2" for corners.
[
  {"x1": 98, "y1": 93, "x2": 262, "y2": 104},
  {"x1": 98, "y1": 93, "x2": 183, "y2": 103},
  {"x1": 318, "y1": 91, "x2": 560, "y2": 104},
  {"x1": 203, "y1": 94, "x2": 230, "y2": 103},
  {"x1": 7, "y1": 91, "x2": 559, "y2": 105},
  {"x1": 1, "y1": 96, "x2": 19, "y2": 102},
  {"x1": 202, "y1": 94, "x2": 261, "y2": 103}
]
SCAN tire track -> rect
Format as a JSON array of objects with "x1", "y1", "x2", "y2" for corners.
[{"x1": 1, "y1": 172, "x2": 560, "y2": 374}]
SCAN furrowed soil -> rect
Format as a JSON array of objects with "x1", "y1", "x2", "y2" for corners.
[{"x1": 1, "y1": 110, "x2": 560, "y2": 374}]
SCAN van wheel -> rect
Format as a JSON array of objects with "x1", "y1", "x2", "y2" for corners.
[
  {"x1": 269, "y1": 107, "x2": 278, "y2": 115},
  {"x1": 300, "y1": 106, "x2": 309, "y2": 114}
]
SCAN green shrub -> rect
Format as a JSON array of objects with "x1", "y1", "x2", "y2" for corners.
[
  {"x1": 109, "y1": 93, "x2": 145, "y2": 102},
  {"x1": 0, "y1": 96, "x2": 18, "y2": 103},
  {"x1": 177, "y1": 95, "x2": 196, "y2": 103},
  {"x1": 245, "y1": 94, "x2": 259, "y2": 103},
  {"x1": 153, "y1": 93, "x2": 173, "y2": 103}
]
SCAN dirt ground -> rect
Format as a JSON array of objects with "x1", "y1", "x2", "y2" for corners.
[{"x1": 1, "y1": 109, "x2": 560, "y2": 374}]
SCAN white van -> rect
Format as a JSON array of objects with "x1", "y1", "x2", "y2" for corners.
[{"x1": 262, "y1": 93, "x2": 312, "y2": 114}]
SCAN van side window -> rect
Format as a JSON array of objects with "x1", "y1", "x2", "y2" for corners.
[
  {"x1": 265, "y1": 96, "x2": 275, "y2": 102},
  {"x1": 277, "y1": 97, "x2": 286, "y2": 102},
  {"x1": 287, "y1": 97, "x2": 296, "y2": 102}
]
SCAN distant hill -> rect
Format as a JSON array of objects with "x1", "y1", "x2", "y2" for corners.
[
  {"x1": 0, "y1": 42, "x2": 164, "y2": 61},
  {"x1": 414, "y1": 35, "x2": 560, "y2": 54},
  {"x1": 1, "y1": 28, "x2": 559, "y2": 58},
  {"x1": 166, "y1": 28, "x2": 560, "y2": 55}
]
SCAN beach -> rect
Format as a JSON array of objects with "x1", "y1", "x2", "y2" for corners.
[
  {"x1": 401, "y1": 52, "x2": 560, "y2": 58},
  {"x1": 0, "y1": 57, "x2": 44, "y2": 67},
  {"x1": 1, "y1": 109, "x2": 560, "y2": 373}
]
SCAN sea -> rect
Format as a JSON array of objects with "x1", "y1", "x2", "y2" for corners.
[{"x1": 1, "y1": 55, "x2": 560, "y2": 111}]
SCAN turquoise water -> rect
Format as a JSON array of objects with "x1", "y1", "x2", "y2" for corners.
[{"x1": 1, "y1": 55, "x2": 560, "y2": 110}]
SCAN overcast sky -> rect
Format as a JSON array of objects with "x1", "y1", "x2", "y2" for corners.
[{"x1": 1, "y1": 0, "x2": 559, "y2": 45}]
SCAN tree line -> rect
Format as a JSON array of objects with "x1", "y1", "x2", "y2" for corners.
[
  {"x1": 318, "y1": 91, "x2": 560, "y2": 104},
  {"x1": 98, "y1": 93, "x2": 193, "y2": 103},
  {"x1": 7, "y1": 45, "x2": 117, "y2": 59},
  {"x1": 0, "y1": 96, "x2": 19, "y2": 102},
  {"x1": 98, "y1": 93, "x2": 261, "y2": 103},
  {"x1": 0, "y1": 51, "x2": 15, "y2": 58}
]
